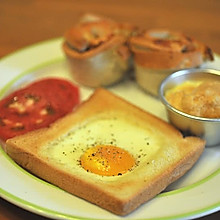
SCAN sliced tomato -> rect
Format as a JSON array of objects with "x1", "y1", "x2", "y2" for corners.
[{"x1": 0, "y1": 78, "x2": 80, "y2": 141}]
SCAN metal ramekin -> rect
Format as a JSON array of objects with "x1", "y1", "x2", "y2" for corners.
[{"x1": 159, "y1": 68, "x2": 220, "y2": 146}]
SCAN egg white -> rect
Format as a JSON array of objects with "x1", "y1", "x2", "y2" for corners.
[{"x1": 40, "y1": 112, "x2": 176, "y2": 181}]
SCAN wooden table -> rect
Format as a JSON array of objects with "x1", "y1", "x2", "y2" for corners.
[{"x1": 0, "y1": 0, "x2": 219, "y2": 219}]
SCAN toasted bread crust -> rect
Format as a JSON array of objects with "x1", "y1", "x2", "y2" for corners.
[{"x1": 5, "y1": 88, "x2": 205, "y2": 216}]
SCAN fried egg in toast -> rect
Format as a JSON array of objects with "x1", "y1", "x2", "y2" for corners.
[{"x1": 5, "y1": 88, "x2": 205, "y2": 216}]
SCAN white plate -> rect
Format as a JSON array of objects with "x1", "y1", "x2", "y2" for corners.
[{"x1": 0, "y1": 38, "x2": 220, "y2": 220}]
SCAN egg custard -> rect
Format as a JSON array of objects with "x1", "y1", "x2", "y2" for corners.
[
  {"x1": 5, "y1": 88, "x2": 205, "y2": 216},
  {"x1": 165, "y1": 80, "x2": 220, "y2": 118}
]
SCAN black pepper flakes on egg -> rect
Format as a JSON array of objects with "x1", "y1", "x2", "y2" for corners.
[{"x1": 136, "y1": 160, "x2": 140, "y2": 166}]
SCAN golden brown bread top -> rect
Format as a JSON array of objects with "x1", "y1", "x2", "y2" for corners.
[
  {"x1": 64, "y1": 21, "x2": 117, "y2": 52},
  {"x1": 63, "y1": 13, "x2": 137, "y2": 58},
  {"x1": 5, "y1": 88, "x2": 205, "y2": 216},
  {"x1": 129, "y1": 29, "x2": 214, "y2": 69}
]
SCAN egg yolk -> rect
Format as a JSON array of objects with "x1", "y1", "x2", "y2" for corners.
[{"x1": 80, "y1": 145, "x2": 135, "y2": 176}]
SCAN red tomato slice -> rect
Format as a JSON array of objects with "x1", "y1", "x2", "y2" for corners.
[{"x1": 0, "y1": 78, "x2": 80, "y2": 141}]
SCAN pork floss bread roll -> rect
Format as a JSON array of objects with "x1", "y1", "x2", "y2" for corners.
[
  {"x1": 129, "y1": 29, "x2": 214, "y2": 96},
  {"x1": 63, "y1": 14, "x2": 137, "y2": 87}
]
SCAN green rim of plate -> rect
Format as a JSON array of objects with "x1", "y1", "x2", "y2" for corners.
[
  {"x1": 0, "y1": 37, "x2": 62, "y2": 61},
  {"x1": 0, "y1": 39, "x2": 219, "y2": 220},
  {"x1": 0, "y1": 57, "x2": 65, "y2": 98}
]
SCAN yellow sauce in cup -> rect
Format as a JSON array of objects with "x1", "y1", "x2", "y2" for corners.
[{"x1": 165, "y1": 81, "x2": 220, "y2": 118}]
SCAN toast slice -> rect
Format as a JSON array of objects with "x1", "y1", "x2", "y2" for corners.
[{"x1": 5, "y1": 88, "x2": 205, "y2": 216}]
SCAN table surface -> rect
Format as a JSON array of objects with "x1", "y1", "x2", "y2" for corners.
[{"x1": 0, "y1": 0, "x2": 219, "y2": 219}]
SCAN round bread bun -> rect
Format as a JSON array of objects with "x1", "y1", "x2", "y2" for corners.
[{"x1": 129, "y1": 29, "x2": 214, "y2": 69}]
